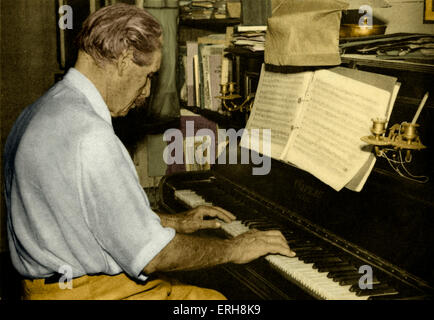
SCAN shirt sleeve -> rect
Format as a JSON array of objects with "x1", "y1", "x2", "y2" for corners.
[{"x1": 78, "y1": 127, "x2": 175, "y2": 280}]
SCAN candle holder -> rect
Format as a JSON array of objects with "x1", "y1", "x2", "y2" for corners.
[
  {"x1": 361, "y1": 119, "x2": 426, "y2": 155},
  {"x1": 217, "y1": 82, "x2": 255, "y2": 113},
  {"x1": 361, "y1": 118, "x2": 427, "y2": 182}
]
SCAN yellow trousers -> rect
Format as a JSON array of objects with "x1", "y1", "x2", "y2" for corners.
[{"x1": 22, "y1": 273, "x2": 226, "y2": 300}]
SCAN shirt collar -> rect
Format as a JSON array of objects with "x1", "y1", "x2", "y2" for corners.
[{"x1": 63, "y1": 68, "x2": 112, "y2": 125}]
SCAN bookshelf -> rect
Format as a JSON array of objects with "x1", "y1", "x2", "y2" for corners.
[{"x1": 177, "y1": 14, "x2": 246, "y2": 128}]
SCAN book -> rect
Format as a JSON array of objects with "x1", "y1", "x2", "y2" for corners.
[
  {"x1": 191, "y1": 1, "x2": 214, "y2": 9},
  {"x1": 193, "y1": 54, "x2": 201, "y2": 107},
  {"x1": 186, "y1": 41, "x2": 199, "y2": 106},
  {"x1": 198, "y1": 43, "x2": 225, "y2": 110},
  {"x1": 236, "y1": 25, "x2": 267, "y2": 32},
  {"x1": 208, "y1": 54, "x2": 223, "y2": 112},
  {"x1": 196, "y1": 34, "x2": 227, "y2": 111},
  {"x1": 177, "y1": 45, "x2": 188, "y2": 104},
  {"x1": 240, "y1": 64, "x2": 400, "y2": 192},
  {"x1": 198, "y1": 43, "x2": 206, "y2": 109}
]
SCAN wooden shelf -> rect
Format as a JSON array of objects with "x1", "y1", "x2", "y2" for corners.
[
  {"x1": 340, "y1": 54, "x2": 434, "y2": 74},
  {"x1": 179, "y1": 18, "x2": 240, "y2": 32},
  {"x1": 224, "y1": 47, "x2": 434, "y2": 74},
  {"x1": 225, "y1": 46, "x2": 264, "y2": 57}
]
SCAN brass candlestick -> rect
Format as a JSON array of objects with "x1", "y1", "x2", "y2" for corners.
[
  {"x1": 217, "y1": 82, "x2": 255, "y2": 112},
  {"x1": 360, "y1": 118, "x2": 390, "y2": 156}
]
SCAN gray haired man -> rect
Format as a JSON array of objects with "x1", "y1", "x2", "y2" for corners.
[{"x1": 4, "y1": 3, "x2": 294, "y2": 300}]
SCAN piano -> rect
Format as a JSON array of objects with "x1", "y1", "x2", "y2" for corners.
[{"x1": 157, "y1": 144, "x2": 434, "y2": 300}]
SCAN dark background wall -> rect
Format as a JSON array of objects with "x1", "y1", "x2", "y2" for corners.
[{"x1": 1, "y1": 0, "x2": 60, "y2": 253}]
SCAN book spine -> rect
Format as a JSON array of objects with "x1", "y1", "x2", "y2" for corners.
[
  {"x1": 193, "y1": 54, "x2": 201, "y2": 107},
  {"x1": 186, "y1": 41, "x2": 199, "y2": 106},
  {"x1": 198, "y1": 43, "x2": 208, "y2": 109},
  {"x1": 177, "y1": 45, "x2": 187, "y2": 103},
  {"x1": 209, "y1": 54, "x2": 223, "y2": 112}
]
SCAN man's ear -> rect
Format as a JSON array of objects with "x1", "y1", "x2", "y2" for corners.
[{"x1": 116, "y1": 50, "x2": 134, "y2": 77}]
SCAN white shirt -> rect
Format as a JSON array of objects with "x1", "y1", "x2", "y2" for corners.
[{"x1": 5, "y1": 68, "x2": 175, "y2": 281}]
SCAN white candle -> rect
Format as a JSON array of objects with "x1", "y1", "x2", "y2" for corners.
[
  {"x1": 411, "y1": 92, "x2": 429, "y2": 124},
  {"x1": 221, "y1": 58, "x2": 229, "y2": 86}
]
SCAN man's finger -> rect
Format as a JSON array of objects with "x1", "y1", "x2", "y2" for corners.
[
  {"x1": 268, "y1": 244, "x2": 296, "y2": 257},
  {"x1": 257, "y1": 241, "x2": 296, "y2": 258},
  {"x1": 256, "y1": 230, "x2": 287, "y2": 243},
  {"x1": 199, "y1": 219, "x2": 222, "y2": 230},
  {"x1": 212, "y1": 206, "x2": 236, "y2": 220},
  {"x1": 249, "y1": 230, "x2": 295, "y2": 257},
  {"x1": 209, "y1": 206, "x2": 236, "y2": 221},
  {"x1": 199, "y1": 206, "x2": 236, "y2": 223}
]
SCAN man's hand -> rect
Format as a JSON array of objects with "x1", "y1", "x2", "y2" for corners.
[
  {"x1": 143, "y1": 229, "x2": 296, "y2": 275},
  {"x1": 228, "y1": 229, "x2": 296, "y2": 264},
  {"x1": 159, "y1": 205, "x2": 236, "y2": 234}
]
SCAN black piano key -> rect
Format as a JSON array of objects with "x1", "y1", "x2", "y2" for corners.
[
  {"x1": 332, "y1": 274, "x2": 361, "y2": 285},
  {"x1": 334, "y1": 276, "x2": 361, "y2": 283},
  {"x1": 286, "y1": 239, "x2": 314, "y2": 246},
  {"x1": 328, "y1": 270, "x2": 361, "y2": 279},
  {"x1": 367, "y1": 293, "x2": 408, "y2": 300},
  {"x1": 339, "y1": 276, "x2": 380, "y2": 286},
  {"x1": 356, "y1": 287, "x2": 399, "y2": 297},
  {"x1": 312, "y1": 260, "x2": 348, "y2": 270},
  {"x1": 297, "y1": 251, "x2": 336, "y2": 260},
  {"x1": 289, "y1": 239, "x2": 319, "y2": 247},
  {"x1": 283, "y1": 235, "x2": 311, "y2": 243},
  {"x1": 339, "y1": 278, "x2": 362, "y2": 286},
  {"x1": 242, "y1": 218, "x2": 267, "y2": 224},
  {"x1": 316, "y1": 256, "x2": 342, "y2": 261},
  {"x1": 302, "y1": 255, "x2": 340, "y2": 264},
  {"x1": 318, "y1": 265, "x2": 357, "y2": 273},
  {"x1": 350, "y1": 282, "x2": 390, "y2": 293},
  {"x1": 291, "y1": 245, "x2": 323, "y2": 252},
  {"x1": 247, "y1": 223, "x2": 281, "y2": 230}
]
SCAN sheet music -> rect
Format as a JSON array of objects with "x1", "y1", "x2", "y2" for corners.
[
  {"x1": 328, "y1": 67, "x2": 399, "y2": 191},
  {"x1": 241, "y1": 64, "x2": 312, "y2": 159},
  {"x1": 284, "y1": 70, "x2": 391, "y2": 191}
]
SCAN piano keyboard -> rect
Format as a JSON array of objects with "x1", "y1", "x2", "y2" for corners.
[{"x1": 174, "y1": 188, "x2": 400, "y2": 300}]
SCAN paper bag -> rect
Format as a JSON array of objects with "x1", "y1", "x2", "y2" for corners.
[{"x1": 265, "y1": 0, "x2": 349, "y2": 66}]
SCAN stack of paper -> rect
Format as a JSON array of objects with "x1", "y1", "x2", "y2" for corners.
[
  {"x1": 231, "y1": 25, "x2": 267, "y2": 51},
  {"x1": 180, "y1": 0, "x2": 229, "y2": 20}
]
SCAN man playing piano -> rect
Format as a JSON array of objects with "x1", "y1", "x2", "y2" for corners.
[{"x1": 3, "y1": 3, "x2": 294, "y2": 300}]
